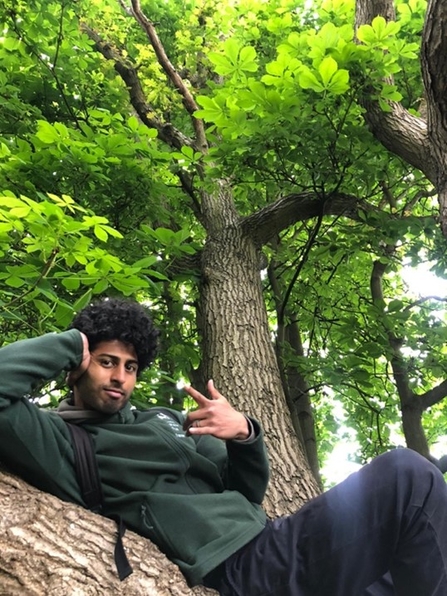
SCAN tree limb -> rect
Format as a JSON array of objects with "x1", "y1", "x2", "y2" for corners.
[
  {"x1": 370, "y1": 258, "x2": 434, "y2": 456},
  {"x1": 129, "y1": 0, "x2": 208, "y2": 152},
  {"x1": 420, "y1": 378, "x2": 447, "y2": 410},
  {"x1": 354, "y1": 0, "x2": 434, "y2": 182},
  {"x1": 0, "y1": 469, "x2": 215, "y2": 595},
  {"x1": 421, "y1": 0, "x2": 447, "y2": 155},
  {"x1": 240, "y1": 191, "x2": 368, "y2": 246},
  {"x1": 81, "y1": 23, "x2": 194, "y2": 151}
]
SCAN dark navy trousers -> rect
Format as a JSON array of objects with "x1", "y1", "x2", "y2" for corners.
[{"x1": 205, "y1": 449, "x2": 447, "y2": 596}]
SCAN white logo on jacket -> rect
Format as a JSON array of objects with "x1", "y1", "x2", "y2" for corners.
[{"x1": 156, "y1": 412, "x2": 185, "y2": 438}]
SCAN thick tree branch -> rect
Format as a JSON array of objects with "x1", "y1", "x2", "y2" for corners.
[
  {"x1": 129, "y1": 0, "x2": 208, "y2": 152},
  {"x1": 420, "y1": 0, "x2": 447, "y2": 235},
  {"x1": 421, "y1": 0, "x2": 447, "y2": 155},
  {"x1": 370, "y1": 259, "x2": 413, "y2": 405},
  {"x1": 0, "y1": 470, "x2": 215, "y2": 595},
  {"x1": 420, "y1": 379, "x2": 447, "y2": 410},
  {"x1": 354, "y1": 0, "x2": 434, "y2": 181},
  {"x1": 355, "y1": 0, "x2": 447, "y2": 237},
  {"x1": 81, "y1": 24, "x2": 194, "y2": 151},
  {"x1": 370, "y1": 257, "x2": 447, "y2": 453},
  {"x1": 240, "y1": 191, "x2": 368, "y2": 246},
  {"x1": 370, "y1": 258, "x2": 433, "y2": 457}
]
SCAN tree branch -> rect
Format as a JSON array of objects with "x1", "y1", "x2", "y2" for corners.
[
  {"x1": 421, "y1": 0, "x2": 447, "y2": 154},
  {"x1": 420, "y1": 378, "x2": 447, "y2": 410},
  {"x1": 129, "y1": 0, "x2": 208, "y2": 151},
  {"x1": 81, "y1": 24, "x2": 194, "y2": 151},
  {"x1": 370, "y1": 258, "x2": 413, "y2": 405},
  {"x1": 403, "y1": 295, "x2": 447, "y2": 312},
  {"x1": 354, "y1": 0, "x2": 434, "y2": 181},
  {"x1": 240, "y1": 191, "x2": 368, "y2": 246}
]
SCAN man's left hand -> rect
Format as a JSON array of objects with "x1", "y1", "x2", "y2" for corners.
[{"x1": 183, "y1": 380, "x2": 250, "y2": 441}]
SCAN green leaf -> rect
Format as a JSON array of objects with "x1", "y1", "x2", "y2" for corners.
[
  {"x1": 154, "y1": 227, "x2": 175, "y2": 244},
  {"x1": 93, "y1": 278, "x2": 109, "y2": 294},
  {"x1": 73, "y1": 290, "x2": 93, "y2": 313},
  {"x1": 35, "y1": 121, "x2": 60, "y2": 144},
  {"x1": 318, "y1": 56, "x2": 338, "y2": 86},
  {"x1": 133, "y1": 255, "x2": 159, "y2": 269},
  {"x1": 357, "y1": 17, "x2": 400, "y2": 45},
  {"x1": 238, "y1": 46, "x2": 258, "y2": 73},
  {"x1": 0, "y1": 142, "x2": 11, "y2": 158},
  {"x1": 195, "y1": 96, "x2": 225, "y2": 123},
  {"x1": 298, "y1": 67, "x2": 324, "y2": 92},
  {"x1": 55, "y1": 302, "x2": 74, "y2": 327},
  {"x1": 326, "y1": 69, "x2": 350, "y2": 94},
  {"x1": 127, "y1": 115, "x2": 139, "y2": 132},
  {"x1": 62, "y1": 277, "x2": 81, "y2": 291},
  {"x1": 208, "y1": 52, "x2": 234, "y2": 76},
  {"x1": 6, "y1": 275, "x2": 25, "y2": 288},
  {"x1": 94, "y1": 225, "x2": 108, "y2": 242}
]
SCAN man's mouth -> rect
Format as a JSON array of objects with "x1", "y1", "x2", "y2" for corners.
[{"x1": 104, "y1": 387, "x2": 125, "y2": 399}]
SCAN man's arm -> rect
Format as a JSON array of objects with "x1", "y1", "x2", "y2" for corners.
[
  {"x1": 183, "y1": 381, "x2": 270, "y2": 504},
  {"x1": 0, "y1": 330, "x2": 84, "y2": 407},
  {"x1": 0, "y1": 330, "x2": 85, "y2": 502}
]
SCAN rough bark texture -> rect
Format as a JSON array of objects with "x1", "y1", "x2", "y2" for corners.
[
  {"x1": 355, "y1": 0, "x2": 447, "y2": 235},
  {"x1": 199, "y1": 185, "x2": 320, "y2": 516},
  {"x1": 0, "y1": 469, "x2": 215, "y2": 596},
  {"x1": 421, "y1": 0, "x2": 447, "y2": 236}
]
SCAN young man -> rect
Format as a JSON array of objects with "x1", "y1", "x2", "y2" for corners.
[{"x1": 0, "y1": 298, "x2": 446, "y2": 596}]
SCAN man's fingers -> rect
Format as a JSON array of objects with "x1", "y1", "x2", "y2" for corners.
[
  {"x1": 183, "y1": 384, "x2": 209, "y2": 406},
  {"x1": 207, "y1": 379, "x2": 222, "y2": 400}
]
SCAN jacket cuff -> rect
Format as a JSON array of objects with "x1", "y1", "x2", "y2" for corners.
[{"x1": 230, "y1": 416, "x2": 259, "y2": 444}]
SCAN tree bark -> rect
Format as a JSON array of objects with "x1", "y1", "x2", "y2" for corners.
[
  {"x1": 267, "y1": 256, "x2": 322, "y2": 489},
  {"x1": 356, "y1": 0, "x2": 447, "y2": 235},
  {"x1": 199, "y1": 184, "x2": 320, "y2": 516},
  {"x1": 0, "y1": 469, "x2": 215, "y2": 596}
]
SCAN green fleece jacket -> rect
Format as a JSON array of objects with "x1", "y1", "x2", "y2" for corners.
[{"x1": 0, "y1": 330, "x2": 269, "y2": 586}]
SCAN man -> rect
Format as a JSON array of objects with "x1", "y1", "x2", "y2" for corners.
[{"x1": 0, "y1": 298, "x2": 446, "y2": 595}]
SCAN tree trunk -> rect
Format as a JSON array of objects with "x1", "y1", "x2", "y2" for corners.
[
  {"x1": 0, "y1": 469, "x2": 215, "y2": 596},
  {"x1": 199, "y1": 184, "x2": 320, "y2": 516}
]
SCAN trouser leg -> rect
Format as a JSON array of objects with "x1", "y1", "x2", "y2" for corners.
[
  {"x1": 216, "y1": 449, "x2": 447, "y2": 596},
  {"x1": 363, "y1": 572, "x2": 395, "y2": 595}
]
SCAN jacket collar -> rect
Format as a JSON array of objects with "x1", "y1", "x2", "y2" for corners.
[{"x1": 56, "y1": 396, "x2": 134, "y2": 424}]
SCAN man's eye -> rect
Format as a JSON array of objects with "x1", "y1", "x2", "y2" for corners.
[
  {"x1": 127, "y1": 364, "x2": 138, "y2": 373},
  {"x1": 101, "y1": 359, "x2": 113, "y2": 367}
]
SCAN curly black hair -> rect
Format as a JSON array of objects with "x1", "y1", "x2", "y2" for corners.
[{"x1": 69, "y1": 298, "x2": 159, "y2": 373}]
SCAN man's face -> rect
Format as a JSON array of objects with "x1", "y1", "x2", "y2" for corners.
[{"x1": 73, "y1": 340, "x2": 138, "y2": 414}]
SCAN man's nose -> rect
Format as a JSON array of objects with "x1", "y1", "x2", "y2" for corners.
[{"x1": 111, "y1": 365, "x2": 126, "y2": 384}]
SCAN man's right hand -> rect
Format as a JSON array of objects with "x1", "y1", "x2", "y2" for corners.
[{"x1": 66, "y1": 332, "x2": 90, "y2": 387}]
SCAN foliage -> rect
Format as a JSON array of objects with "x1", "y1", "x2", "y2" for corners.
[{"x1": 0, "y1": 190, "x2": 155, "y2": 334}]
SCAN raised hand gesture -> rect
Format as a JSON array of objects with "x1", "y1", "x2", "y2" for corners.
[{"x1": 183, "y1": 380, "x2": 249, "y2": 441}]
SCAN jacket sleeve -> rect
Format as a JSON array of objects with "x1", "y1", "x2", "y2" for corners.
[
  {"x1": 0, "y1": 330, "x2": 84, "y2": 502},
  {"x1": 194, "y1": 417, "x2": 270, "y2": 505},
  {"x1": 0, "y1": 330, "x2": 83, "y2": 406}
]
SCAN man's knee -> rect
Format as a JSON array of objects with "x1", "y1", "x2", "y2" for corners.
[
  {"x1": 374, "y1": 448, "x2": 444, "y2": 487},
  {"x1": 377, "y1": 447, "x2": 429, "y2": 470}
]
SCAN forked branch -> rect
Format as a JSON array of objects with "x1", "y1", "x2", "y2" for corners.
[
  {"x1": 129, "y1": 0, "x2": 208, "y2": 151},
  {"x1": 82, "y1": 24, "x2": 193, "y2": 151}
]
